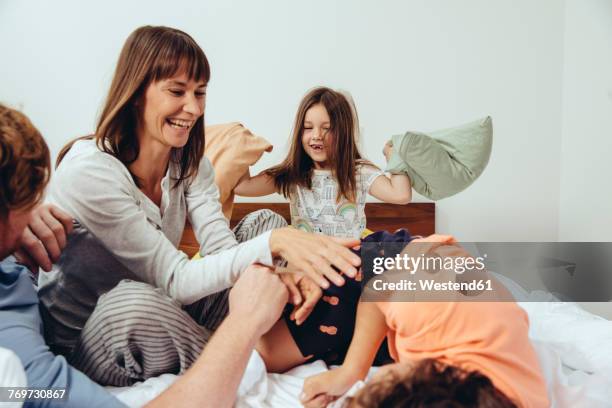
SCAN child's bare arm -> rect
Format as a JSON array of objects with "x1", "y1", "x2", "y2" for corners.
[
  {"x1": 369, "y1": 174, "x2": 412, "y2": 204},
  {"x1": 341, "y1": 300, "x2": 388, "y2": 378},
  {"x1": 301, "y1": 301, "x2": 388, "y2": 405},
  {"x1": 368, "y1": 141, "x2": 412, "y2": 204},
  {"x1": 234, "y1": 169, "x2": 277, "y2": 197}
]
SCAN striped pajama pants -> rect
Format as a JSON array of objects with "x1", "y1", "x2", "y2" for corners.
[{"x1": 68, "y1": 209, "x2": 287, "y2": 387}]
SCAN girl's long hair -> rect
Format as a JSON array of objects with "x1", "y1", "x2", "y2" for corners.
[
  {"x1": 266, "y1": 87, "x2": 370, "y2": 202},
  {"x1": 57, "y1": 25, "x2": 210, "y2": 187}
]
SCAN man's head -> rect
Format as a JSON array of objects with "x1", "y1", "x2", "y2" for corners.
[
  {"x1": 0, "y1": 104, "x2": 50, "y2": 258},
  {"x1": 347, "y1": 359, "x2": 517, "y2": 408}
]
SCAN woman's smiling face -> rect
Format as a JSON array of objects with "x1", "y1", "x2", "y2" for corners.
[{"x1": 139, "y1": 71, "x2": 207, "y2": 149}]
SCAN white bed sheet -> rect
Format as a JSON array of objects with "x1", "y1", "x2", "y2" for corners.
[{"x1": 109, "y1": 279, "x2": 612, "y2": 408}]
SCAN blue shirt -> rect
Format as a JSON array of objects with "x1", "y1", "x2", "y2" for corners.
[{"x1": 0, "y1": 258, "x2": 126, "y2": 408}]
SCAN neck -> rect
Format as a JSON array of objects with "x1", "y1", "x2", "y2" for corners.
[{"x1": 129, "y1": 135, "x2": 171, "y2": 190}]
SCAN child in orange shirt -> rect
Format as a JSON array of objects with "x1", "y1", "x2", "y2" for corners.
[{"x1": 301, "y1": 235, "x2": 549, "y2": 408}]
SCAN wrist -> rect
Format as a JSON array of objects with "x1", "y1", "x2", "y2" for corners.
[
  {"x1": 342, "y1": 360, "x2": 370, "y2": 381},
  {"x1": 269, "y1": 228, "x2": 285, "y2": 257},
  {"x1": 224, "y1": 312, "x2": 264, "y2": 344}
]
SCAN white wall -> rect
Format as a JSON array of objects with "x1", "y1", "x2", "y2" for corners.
[
  {"x1": 0, "y1": 0, "x2": 569, "y2": 241},
  {"x1": 559, "y1": 0, "x2": 612, "y2": 320},
  {"x1": 558, "y1": 0, "x2": 612, "y2": 242}
]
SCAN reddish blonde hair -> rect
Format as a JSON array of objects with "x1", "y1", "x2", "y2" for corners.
[
  {"x1": 347, "y1": 359, "x2": 517, "y2": 408},
  {"x1": 0, "y1": 104, "x2": 51, "y2": 217}
]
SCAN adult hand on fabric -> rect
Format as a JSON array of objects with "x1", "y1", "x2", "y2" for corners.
[
  {"x1": 14, "y1": 204, "x2": 73, "y2": 272},
  {"x1": 229, "y1": 264, "x2": 289, "y2": 338},
  {"x1": 270, "y1": 227, "x2": 360, "y2": 289}
]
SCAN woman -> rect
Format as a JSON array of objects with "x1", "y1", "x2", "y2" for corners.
[{"x1": 28, "y1": 25, "x2": 360, "y2": 386}]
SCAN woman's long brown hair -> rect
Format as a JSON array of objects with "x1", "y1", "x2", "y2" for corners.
[
  {"x1": 266, "y1": 87, "x2": 369, "y2": 202},
  {"x1": 57, "y1": 25, "x2": 210, "y2": 188}
]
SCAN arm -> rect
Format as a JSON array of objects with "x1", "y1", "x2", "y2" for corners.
[
  {"x1": 185, "y1": 156, "x2": 238, "y2": 256},
  {"x1": 368, "y1": 174, "x2": 412, "y2": 204},
  {"x1": 148, "y1": 314, "x2": 256, "y2": 408},
  {"x1": 368, "y1": 140, "x2": 412, "y2": 204},
  {"x1": 234, "y1": 169, "x2": 277, "y2": 197},
  {"x1": 301, "y1": 301, "x2": 388, "y2": 405},
  {"x1": 50, "y1": 153, "x2": 360, "y2": 302},
  {"x1": 146, "y1": 264, "x2": 288, "y2": 408},
  {"x1": 342, "y1": 301, "x2": 389, "y2": 378},
  {"x1": 49, "y1": 154, "x2": 275, "y2": 304}
]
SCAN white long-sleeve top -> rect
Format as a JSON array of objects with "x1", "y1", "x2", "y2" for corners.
[{"x1": 38, "y1": 139, "x2": 273, "y2": 352}]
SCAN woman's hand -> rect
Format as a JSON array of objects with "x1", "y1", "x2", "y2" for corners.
[
  {"x1": 301, "y1": 366, "x2": 357, "y2": 408},
  {"x1": 270, "y1": 228, "x2": 360, "y2": 289},
  {"x1": 14, "y1": 204, "x2": 73, "y2": 272}
]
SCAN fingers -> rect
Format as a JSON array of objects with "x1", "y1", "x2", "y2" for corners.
[
  {"x1": 293, "y1": 287, "x2": 321, "y2": 325},
  {"x1": 28, "y1": 215, "x2": 61, "y2": 262},
  {"x1": 271, "y1": 229, "x2": 361, "y2": 290},
  {"x1": 280, "y1": 273, "x2": 302, "y2": 305},
  {"x1": 321, "y1": 241, "x2": 359, "y2": 279},
  {"x1": 313, "y1": 256, "x2": 345, "y2": 287},
  {"x1": 49, "y1": 205, "x2": 74, "y2": 235},
  {"x1": 13, "y1": 249, "x2": 38, "y2": 274},
  {"x1": 301, "y1": 379, "x2": 333, "y2": 408},
  {"x1": 329, "y1": 237, "x2": 361, "y2": 266},
  {"x1": 18, "y1": 226, "x2": 52, "y2": 272},
  {"x1": 300, "y1": 261, "x2": 331, "y2": 290},
  {"x1": 41, "y1": 211, "x2": 69, "y2": 252},
  {"x1": 281, "y1": 261, "x2": 331, "y2": 290}
]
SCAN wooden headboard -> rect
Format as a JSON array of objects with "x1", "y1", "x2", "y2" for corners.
[{"x1": 179, "y1": 202, "x2": 435, "y2": 258}]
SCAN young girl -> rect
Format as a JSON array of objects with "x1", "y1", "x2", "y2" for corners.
[
  {"x1": 235, "y1": 86, "x2": 411, "y2": 238},
  {"x1": 301, "y1": 235, "x2": 550, "y2": 408},
  {"x1": 235, "y1": 87, "x2": 413, "y2": 372}
]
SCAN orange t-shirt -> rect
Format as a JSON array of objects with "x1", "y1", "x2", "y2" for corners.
[{"x1": 376, "y1": 301, "x2": 549, "y2": 408}]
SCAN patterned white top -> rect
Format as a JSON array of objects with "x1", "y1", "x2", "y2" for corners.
[{"x1": 290, "y1": 165, "x2": 384, "y2": 238}]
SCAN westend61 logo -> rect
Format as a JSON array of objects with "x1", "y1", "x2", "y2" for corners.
[
  {"x1": 360, "y1": 242, "x2": 612, "y2": 302},
  {"x1": 372, "y1": 253, "x2": 487, "y2": 275}
]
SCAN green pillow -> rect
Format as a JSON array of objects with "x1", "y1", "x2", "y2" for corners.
[{"x1": 386, "y1": 117, "x2": 493, "y2": 200}]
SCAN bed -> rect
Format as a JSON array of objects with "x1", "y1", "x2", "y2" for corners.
[
  {"x1": 109, "y1": 202, "x2": 612, "y2": 407},
  {"x1": 178, "y1": 202, "x2": 436, "y2": 258}
]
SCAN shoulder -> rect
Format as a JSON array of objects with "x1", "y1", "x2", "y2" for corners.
[
  {"x1": 56, "y1": 139, "x2": 133, "y2": 181},
  {"x1": 51, "y1": 139, "x2": 136, "y2": 200}
]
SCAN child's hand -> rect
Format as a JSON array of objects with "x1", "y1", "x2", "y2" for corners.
[
  {"x1": 383, "y1": 141, "x2": 393, "y2": 162},
  {"x1": 301, "y1": 367, "x2": 357, "y2": 407},
  {"x1": 290, "y1": 275, "x2": 323, "y2": 325}
]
